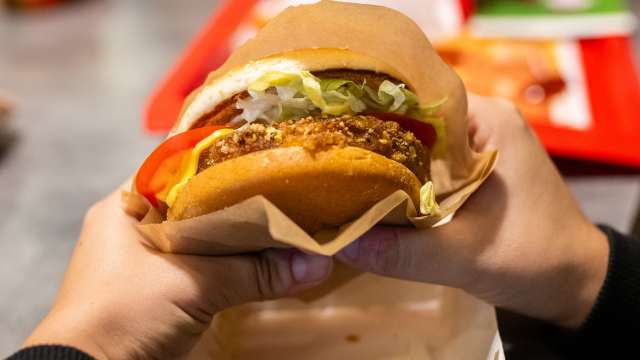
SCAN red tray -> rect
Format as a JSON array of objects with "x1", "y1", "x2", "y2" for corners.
[{"x1": 144, "y1": 0, "x2": 640, "y2": 167}]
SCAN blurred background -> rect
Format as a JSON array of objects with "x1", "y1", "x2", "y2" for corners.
[{"x1": 1, "y1": 0, "x2": 639, "y2": 358}]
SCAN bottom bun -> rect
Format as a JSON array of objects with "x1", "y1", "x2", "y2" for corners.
[{"x1": 168, "y1": 146, "x2": 422, "y2": 233}]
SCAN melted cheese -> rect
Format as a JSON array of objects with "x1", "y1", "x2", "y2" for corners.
[{"x1": 160, "y1": 128, "x2": 235, "y2": 207}]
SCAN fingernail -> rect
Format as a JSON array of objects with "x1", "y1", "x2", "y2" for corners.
[{"x1": 291, "y1": 253, "x2": 330, "y2": 283}]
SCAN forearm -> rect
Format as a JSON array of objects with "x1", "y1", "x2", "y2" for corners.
[
  {"x1": 532, "y1": 220, "x2": 609, "y2": 329},
  {"x1": 468, "y1": 219, "x2": 609, "y2": 329}
]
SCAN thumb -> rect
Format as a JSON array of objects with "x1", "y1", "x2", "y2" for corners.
[
  {"x1": 251, "y1": 249, "x2": 333, "y2": 299},
  {"x1": 192, "y1": 249, "x2": 332, "y2": 311},
  {"x1": 336, "y1": 226, "x2": 468, "y2": 287}
]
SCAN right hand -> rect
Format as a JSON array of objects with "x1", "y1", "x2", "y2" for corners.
[
  {"x1": 25, "y1": 184, "x2": 332, "y2": 359},
  {"x1": 338, "y1": 94, "x2": 609, "y2": 329}
]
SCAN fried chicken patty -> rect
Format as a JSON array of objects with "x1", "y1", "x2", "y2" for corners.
[{"x1": 198, "y1": 115, "x2": 428, "y2": 181}]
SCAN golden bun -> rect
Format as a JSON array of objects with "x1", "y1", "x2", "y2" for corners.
[
  {"x1": 174, "y1": 0, "x2": 466, "y2": 140},
  {"x1": 168, "y1": 146, "x2": 421, "y2": 233}
]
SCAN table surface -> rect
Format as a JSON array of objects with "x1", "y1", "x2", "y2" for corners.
[{"x1": 1, "y1": 1, "x2": 639, "y2": 358}]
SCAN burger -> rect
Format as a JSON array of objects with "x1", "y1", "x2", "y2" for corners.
[{"x1": 133, "y1": 1, "x2": 467, "y2": 233}]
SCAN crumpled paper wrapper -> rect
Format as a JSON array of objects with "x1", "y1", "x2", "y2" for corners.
[
  {"x1": 123, "y1": 2, "x2": 501, "y2": 358},
  {"x1": 125, "y1": 146, "x2": 495, "y2": 257}
]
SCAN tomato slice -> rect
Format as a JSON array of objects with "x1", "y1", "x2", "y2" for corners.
[
  {"x1": 370, "y1": 112, "x2": 437, "y2": 149},
  {"x1": 136, "y1": 126, "x2": 229, "y2": 207}
]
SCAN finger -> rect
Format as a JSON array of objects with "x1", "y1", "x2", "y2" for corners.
[
  {"x1": 466, "y1": 92, "x2": 491, "y2": 116},
  {"x1": 184, "y1": 249, "x2": 332, "y2": 312},
  {"x1": 466, "y1": 94, "x2": 498, "y2": 152},
  {"x1": 336, "y1": 226, "x2": 471, "y2": 288}
]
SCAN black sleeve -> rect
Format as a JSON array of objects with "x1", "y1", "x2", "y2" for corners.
[
  {"x1": 6, "y1": 346, "x2": 94, "y2": 360},
  {"x1": 559, "y1": 225, "x2": 640, "y2": 358}
]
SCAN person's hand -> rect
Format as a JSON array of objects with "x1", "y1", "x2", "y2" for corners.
[
  {"x1": 25, "y1": 184, "x2": 332, "y2": 359},
  {"x1": 338, "y1": 94, "x2": 609, "y2": 329}
]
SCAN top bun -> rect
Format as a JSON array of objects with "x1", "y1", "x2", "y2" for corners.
[{"x1": 173, "y1": 0, "x2": 467, "y2": 144}]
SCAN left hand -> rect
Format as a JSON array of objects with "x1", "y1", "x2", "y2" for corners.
[{"x1": 25, "y1": 183, "x2": 332, "y2": 359}]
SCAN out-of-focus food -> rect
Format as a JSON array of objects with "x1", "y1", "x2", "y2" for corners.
[{"x1": 437, "y1": 33, "x2": 567, "y2": 124}]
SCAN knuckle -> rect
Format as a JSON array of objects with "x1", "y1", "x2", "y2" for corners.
[
  {"x1": 213, "y1": 286, "x2": 236, "y2": 310},
  {"x1": 201, "y1": 270, "x2": 241, "y2": 312},
  {"x1": 489, "y1": 98, "x2": 532, "y2": 133},
  {"x1": 370, "y1": 232, "x2": 404, "y2": 275},
  {"x1": 253, "y1": 253, "x2": 287, "y2": 300}
]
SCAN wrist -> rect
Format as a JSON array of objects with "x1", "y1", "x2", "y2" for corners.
[
  {"x1": 465, "y1": 220, "x2": 609, "y2": 329},
  {"x1": 25, "y1": 310, "x2": 110, "y2": 360},
  {"x1": 551, "y1": 222, "x2": 609, "y2": 329}
]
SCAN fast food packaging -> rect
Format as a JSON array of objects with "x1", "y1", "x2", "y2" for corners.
[{"x1": 123, "y1": 1, "x2": 501, "y2": 359}]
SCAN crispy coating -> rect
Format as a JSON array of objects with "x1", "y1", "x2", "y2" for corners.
[{"x1": 198, "y1": 115, "x2": 428, "y2": 181}]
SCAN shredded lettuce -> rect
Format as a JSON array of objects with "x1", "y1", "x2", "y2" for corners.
[
  {"x1": 237, "y1": 70, "x2": 447, "y2": 158},
  {"x1": 419, "y1": 181, "x2": 439, "y2": 216},
  {"x1": 241, "y1": 71, "x2": 425, "y2": 121}
]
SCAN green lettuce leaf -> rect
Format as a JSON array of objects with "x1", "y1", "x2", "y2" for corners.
[{"x1": 419, "y1": 181, "x2": 439, "y2": 216}]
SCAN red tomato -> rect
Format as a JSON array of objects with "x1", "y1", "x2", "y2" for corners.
[
  {"x1": 370, "y1": 113, "x2": 437, "y2": 149},
  {"x1": 136, "y1": 126, "x2": 228, "y2": 207}
]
